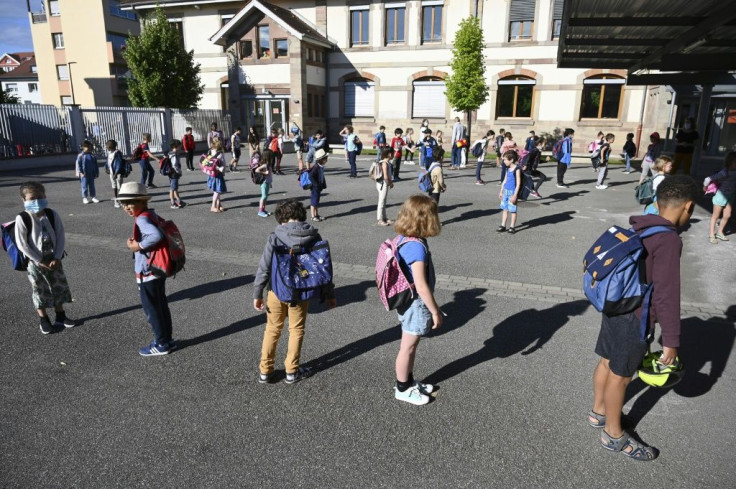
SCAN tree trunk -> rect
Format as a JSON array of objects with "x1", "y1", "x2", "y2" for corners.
[{"x1": 465, "y1": 110, "x2": 473, "y2": 141}]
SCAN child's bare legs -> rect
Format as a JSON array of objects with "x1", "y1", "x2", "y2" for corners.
[
  {"x1": 395, "y1": 332, "x2": 421, "y2": 382},
  {"x1": 211, "y1": 192, "x2": 221, "y2": 212},
  {"x1": 718, "y1": 203, "x2": 732, "y2": 236},
  {"x1": 709, "y1": 205, "x2": 723, "y2": 237},
  {"x1": 500, "y1": 209, "x2": 508, "y2": 227},
  {"x1": 592, "y1": 358, "x2": 631, "y2": 439},
  {"x1": 310, "y1": 205, "x2": 318, "y2": 218},
  {"x1": 509, "y1": 211, "x2": 517, "y2": 229}
]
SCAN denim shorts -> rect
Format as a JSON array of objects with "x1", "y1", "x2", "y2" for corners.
[
  {"x1": 397, "y1": 296, "x2": 432, "y2": 336},
  {"x1": 500, "y1": 188, "x2": 517, "y2": 213},
  {"x1": 594, "y1": 313, "x2": 648, "y2": 378},
  {"x1": 169, "y1": 176, "x2": 179, "y2": 190}
]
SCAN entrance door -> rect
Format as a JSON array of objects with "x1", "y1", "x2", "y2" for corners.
[{"x1": 244, "y1": 98, "x2": 288, "y2": 141}]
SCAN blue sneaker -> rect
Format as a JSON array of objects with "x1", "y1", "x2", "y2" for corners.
[
  {"x1": 139, "y1": 341, "x2": 172, "y2": 356},
  {"x1": 258, "y1": 211, "x2": 269, "y2": 218}
]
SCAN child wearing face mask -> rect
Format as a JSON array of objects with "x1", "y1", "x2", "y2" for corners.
[{"x1": 13, "y1": 181, "x2": 75, "y2": 335}]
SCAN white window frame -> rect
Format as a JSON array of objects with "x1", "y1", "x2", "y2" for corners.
[
  {"x1": 6, "y1": 83, "x2": 18, "y2": 93},
  {"x1": 350, "y1": 6, "x2": 370, "y2": 47},
  {"x1": 53, "y1": 33, "x2": 64, "y2": 49},
  {"x1": 344, "y1": 80, "x2": 375, "y2": 117},
  {"x1": 61, "y1": 96, "x2": 73, "y2": 105},
  {"x1": 56, "y1": 64, "x2": 69, "y2": 80},
  {"x1": 49, "y1": 0, "x2": 61, "y2": 16},
  {"x1": 412, "y1": 80, "x2": 446, "y2": 119}
]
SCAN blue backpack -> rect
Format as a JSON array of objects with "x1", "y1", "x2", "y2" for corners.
[
  {"x1": 582, "y1": 225, "x2": 673, "y2": 340},
  {"x1": 159, "y1": 155, "x2": 172, "y2": 176},
  {"x1": 418, "y1": 162, "x2": 439, "y2": 193},
  {"x1": 553, "y1": 138, "x2": 566, "y2": 161},
  {"x1": 355, "y1": 140, "x2": 363, "y2": 155},
  {"x1": 299, "y1": 170, "x2": 312, "y2": 190},
  {"x1": 2, "y1": 210, "x2": 56, "y2": 271},
  {"x1": 270, "y1": 239, "x2": 333, "y2": 305}
]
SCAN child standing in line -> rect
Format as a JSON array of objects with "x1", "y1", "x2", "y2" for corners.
[
  {"x1": 308, "y1": 148, "x2": 329, "y2": 221},
  {"x1": 590, "y1": 131, "x2": 605, "y2": 172},
  {"x1": 473, "y1": 130, "x2": 495, "y2": 185},
  {"x1": 556, "y1": 128, "x2": 574, "y2": 188},
  {"x1": 390, "y1": 128, "x2": 405, "y2": 180},
  {"x1": 182, "y1": 126, "x2": 195, "y2": 171},
  {"x1": 428, "y1": 149, "x2": 446, "y2": 203},
  {"x1": 497, "y1": 150, "x2": 521, "y2": 234},
  {"x1": 622, "y1": 133, "x2": 636, "y2": 175},
  {"x1": 375, "y1": 148, "x2": 395, "y2": 226},
  {"x1": 595, "y1": 133, "x2": 615, "y2": 190},
  {"x1": 704, "y1": 151, "x2": 736, "y2": 244},
  {"x1": 116, "y1": 182, "x2": 176, "y2": 356},
  {"x1": 76, "y1": 140, "x2": 100, "y2": 204},
  {"x1": 229, "y1": 127, "x2": 242, "y2": 172},
  {"x1": 403, "y1": 128, "x2": 416, "y2": 165},
  {"x1": 392, "y1": 195, "x2": 443, "y2": 405},
  {"x1": 168, "y1": 139, "x2": 184, "y2": 209},
  {"x1": 643, "y1": 155, "x2": 674, "y2": 215},
  {"x1": 14, "y1": 181, "x2": 75, "y2": 334},
  {"x1": 137, "y1": 133, "x2": 156, "y2": 189},
  {"x1": 203, "y1": 138, "x2": 227, "y2": 213},
  {"x1": 256, "y1": 149, "x2": 274, "y2": 218},
  {"x1": 105, "y1": 139, "x2": 125, "y2": 207},
  {"x1": 253, "y1": 199, "x2": 336, "y2": 384},
  {"x1": 589, "y1": 175, "x2": 699, "y2": 461}
]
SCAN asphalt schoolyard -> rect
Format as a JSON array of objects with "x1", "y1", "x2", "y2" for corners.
[{"x1": 1, "y1": 153, "x2": 734, "y2": 487}]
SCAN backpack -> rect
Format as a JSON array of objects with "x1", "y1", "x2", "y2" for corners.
[
  {"x1": 368, "y1": 161, "x2": 383, "y2": 181},
  {"x1": 424, "y1": 144, "x2": 433, "y2": 160},
  {"x1": 1, "y1": 209, "x2": 55, "y2": 271},
  {"x1": 250, "y1": 152, "x2": 265, "y2": 185},
  {"x1": 159, "y1": 156, "x2": 172, "y2": 176},
  {"x1": 583, "y1": 225, "x2": 673, "y2": 339},
  {"x1": 269, "y1": 137, "x2": 279, "y2": 153},
  {"x1": 270, "y1": 238, "x2": 333, "y2": 305},
  {"x1": 355, "y1": 139, "x2": 363, "y2": 155},
  {"x1": 132, "y1": 145, "x2": 144, "y2": 161},
  {"x1": 294, "y1": 135, "x2": 304, "y2": 151},
  {"x1": 375, "y1": 236, "x2": 425, "y2": 311},
  {"x1": 111, "y1": 151, "x2": 132, "y2": 178},
  {"x1": 418, "y1": 162, "x2": 439, "y2": 193},
  {"x1": 588, "y1": 141, "x2": 597, "y2": 154},
  {"x1": 518, "y1": 169, "x2": 534, "y2": 200},
  {"x1": 392, "y1": 138, "x2": 404, "y2": 159},
  {"x1": 471, "y1": 141, "x2": 484, "y2": 158},
  {"x1": 200, "y1": 153, "x2": 221, "y2": 177},
  {"x1": 299, "y1": 170, "x2": 312, "y2": 190},
  {"x1": 553, "y1": 139, "x2": 565, "y2": 161},
  {"x1": 634, "y1": 177, "x2": 656, "y2": 205},
  {"x1": 134, "y1": 211, "x2": 186, "y2": 278}
]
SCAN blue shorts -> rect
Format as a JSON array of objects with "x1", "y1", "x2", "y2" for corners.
[
  {"x1": 169, "y1": 176, "x2": 179, "y2": 190},
  {"x1": 499, "y1": 188, "x2": 517, "y2": 212},
  {"x1": 310, "y1": 187, "x2": 321, "y2": 207},
  {"x1": 397, "y1": 296, "x2": 432, "y2": 336},
  {"x1": 713, "y1": 190, "x2": 735, "y2": 207}
]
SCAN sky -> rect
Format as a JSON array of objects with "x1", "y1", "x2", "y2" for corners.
[{"x1": 0, "y1": 0, "x2": 35, "y2": 55}]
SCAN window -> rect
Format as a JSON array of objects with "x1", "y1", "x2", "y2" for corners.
[
  {"x1": 350, "y1": 7, "x2": 369, "y2": 46},
  {"x1": 52, "y1": 33, "x2": 64, "y2": 49},
  {"x1": 6, "y1": 83, "x2": 18, "y2": 92},
  {"x1": 109, "y1": 0, "x2": 136, "y2": 20},
  {"x1": 412, "y1": 78, "x2": 446, "y2": 118},
  {"x1": 107, "y1": 33, "x2": 128, "y2": 55},
  {"x1": 61, "y1": 96, "x2": 73, "y2": 105},
  {"x1": 344, "y1": 78, "x2": 374, "y2": 117},
  {"x1": 580, "y1": 76, "x2": 625, "y2": 119},
  {"x1": 385, "y1": 5, "x2": 405, "y2": 44},
  {"x1": 31, "y1": 65, "x2": 38, "y2": 73},
  {"x1": 49, "y1": 0, "x2": 60, "y2": 16},
  {"x1": 509, "y1": 0, "x2": 535, "y2": 41},
  {"x1": 29, "y1": 83, "x2": 38, "y2": 92},
  {"x1": 552, "y1": 0, "x2": 563, "y2": 40},
  {"x1": 240, "y1": 40, "x2": 253, "y2": 58},
  {"x1": 275, "y1": 39, "x2": 288, "y2": 58},
  {"x1": 168, "y1": 19, "x2": 185, "y2": 47},
  {"x1": 496, "y1": 76, "x2": 535, "y2": 118},
  {"x1": 258, "y1": 25, "x2": 270, "y2": 58},
  {"x1": 56, "y1": 64, "x2": 69, "y2": 80},
  {"x1": 422, "y1": 2, "x2": 443, "y2": 43}
]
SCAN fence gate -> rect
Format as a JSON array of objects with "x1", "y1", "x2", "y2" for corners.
[{"x1": 80, "y1": 107, "x2": 166, "y2": 156}]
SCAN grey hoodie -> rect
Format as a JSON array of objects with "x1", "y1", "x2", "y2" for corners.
[{"x1": 253, "y1": 221, "x2": 324, "y2": 300}]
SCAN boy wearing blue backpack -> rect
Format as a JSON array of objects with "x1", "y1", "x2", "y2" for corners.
[
  {"x1": 556, "y1": 128, "x2": 574, "y2": 188},
  {"x1": 253, "y1": 199, "x2": 337, "y2": 384},
  {"x1": 588, "y1": 175, "x2": 698, "y2": 462}
]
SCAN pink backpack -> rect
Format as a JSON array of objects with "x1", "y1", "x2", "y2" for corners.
[{"x1": 375, "y1": 236, "x2": 425, "y2": 311}]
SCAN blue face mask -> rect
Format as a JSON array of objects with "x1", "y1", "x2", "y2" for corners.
[{"x1": 24, "y1": 198, "x2": 48, "y2": 214}]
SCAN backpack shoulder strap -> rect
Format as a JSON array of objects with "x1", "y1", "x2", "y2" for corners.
[
  {"x1": 638, "y1": 225, "x2": 674, "y2": 239},
  {"x1": 19, "y1": 211, "x2": 32, "y2": 235}
]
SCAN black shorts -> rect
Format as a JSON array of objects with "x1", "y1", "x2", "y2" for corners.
[{"x1": 594, "y1": 313, "x2": 647, "y2": 378}]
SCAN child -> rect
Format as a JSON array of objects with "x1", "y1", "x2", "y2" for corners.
[
  {"x1": 248, "y1": 126, "x2": 260, "y2": 155},
  {"x1": 473, "y1": 130, "x2": 495, "y2": 185},
  {"x1": 105, "y1": 139, "x2": 124, "y2": 207},
  {"x1": 451, "y1": 117, "x2": 463, "y2": 169},
  {"x1": 291, "y1": 124, "x2": 305, "y2": 172},
  {"x1": 428, "y1": 148, "x2": 446, "y2": 203},
  {"x1": 76, "y1": 140, "x2": 100, "y2": 204},
  {"x1": 557, "y1": 128, "x2": 574, "y2": 188},
  {"x1": 308, "y1": 148, "x2": 328, "y2": 221},
  {"x1": 137, "y1": 133, "x2": 156, "y2": 189},
  {"x1": 14, "y1": 181, "x2": 75, "y2": 334},
  {"x1": 435, "y1": 130, "x2": 444, "y2": 150},
  {"x1": 704, "y1": 151, "x2": 736, "y2": 243},
  {"x1": 622, "y1": 133, "x2": 636, "y2": 174},
  {"x1": 182, "y1": 126, "x2": 195, "y2": 171},
  {"x1": 590, "y1": 131, "x2": 605, "y2": 172},
  {"x1": 392, "y1": 195, "x2": 443, "y2": 405},
  {"x1": 207, "y1": 122, "x2": 224, "y2": 148},
  {"x1": 674, "y1": 118, "x2": 699, "y2": 175},
  {"x1": 403, "y1": 128, "x2": 416, "y2": 165},
  {"x1": 495, "y1": 128, "x2": 506, "y2": 162},
  {"x1": 168, "y1": 139, "x2": 184, "y2": 209},
  {"x1": 390, "y1": 128, "x2": 404, "y2": 180},
  {"x1": 274, "y1": 128, "x2": 285, "y2": 175},
  {"x1": 419, "y1": 129, "x2": 438, "y2": 170},
  {"x1": 342, "y1": 125, "x2": 359, "y2": 178},
  {"x1": 306, "y1": 129, "x2": 326, "y2": 168},
  {"x1": 525, "y1": 137, "x2": 546, "y2": 198},
  {"x1": 643, "y1": 155, "x2": 674, "y2": 215},
  {"x1": 595, "y1": 133, "x2": 615, "y2": 190},
  {"x1": 590, "y1": 175, "x2": 699, "y2": 461},
  {"x1": 524, "y1": 130, "x2": 536, "y2": 151},
  {"x1": 497, "y1": 150, "x2": 521, "y2": 234},
  {"x1": 253, "y1": 199, "x2": 336, "y2": 384},
  {"x1": 203, "y1": 137, "x2": 227, "y2": 213},
  {"x1": 117, "y1": 182, "x2": 176, "y2": 356},
  {"x1": 229, "y1": 127, "x2": 242, "y2": 172},
  {"x1": 256, "y1": 149, "x2": 274, "y2": 218},
  {"x1": 639, "y1": 132, "x2": 663, "y2": 184},
  {"x1": 374, "y1": 125, "x2": 387, "y2": 162},
  {"x1": 376, "y1": 148, "x2": 395, "y2": 226},
  {"x1": 498, "y1": 132, "x2": 519, "y2": 185}
]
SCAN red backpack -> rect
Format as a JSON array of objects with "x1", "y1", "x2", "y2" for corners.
[
  {"x1": 134, "y1": 211, "x2": 186, "y2": 278},
  {"x1": 375, "y1": 236, "x2": 425, "y2": 311},
  {"x1": 269, "y1": 137, "x2": 279, "y2": 153}
]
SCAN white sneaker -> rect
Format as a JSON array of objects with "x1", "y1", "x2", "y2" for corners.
[
  {"x1": 91, "y1": 197, "x2": 100, "y2": 203},
  {"x1": 394, "y1": 385, "x2": 430, "y2": 405},
  {"x1": 82, "y1": 198, "x2": 89, "y2": 204},
  {"x1": 414, "y1": 381, "x2": 434, "y2": 394},
  {"x1": 114, "y1": 201, "x2": 120, "y2": 208},
  {"x1": 595, "y1": 184, "x2": 608, "y2": 190}
]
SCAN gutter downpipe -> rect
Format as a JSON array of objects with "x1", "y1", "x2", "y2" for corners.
[
  {"x1": 634, "y1": 85, "x2": 648, "y2": 158},
  {"x1": 664, "y1": 88, "x2": 677, "y2": 153}
]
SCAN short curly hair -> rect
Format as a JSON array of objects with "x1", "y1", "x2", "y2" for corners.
[
  {"x1": 394, "y1": 195, "x2": 441, "y2": 238},
  {"x1": 274, "y1": 198, "x2": 307, "y2": 224}
]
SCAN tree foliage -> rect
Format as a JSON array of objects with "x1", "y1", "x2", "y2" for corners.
[
  {"x1": 0, "y1": 88, "x2": 20, "y2": 104},
  {"x1": 445, "y1": 16, "x2": 488, "y2": 113},
  {"x1": 123, "y1": 6, "x2": 204, "y2": 108}
]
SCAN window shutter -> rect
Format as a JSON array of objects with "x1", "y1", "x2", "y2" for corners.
[
  {"x1": 344, "y1": 81, "x2": 375, "y2": 117},
  {"x1": 510, "y1": 0, "x2": 536, "y2": 21},
  {"x1": 553, "y1": 0, "x2": 564, "y2": 19},
  {"x1": 412, "y1": 81, "x2": 446, "y2": 118}
]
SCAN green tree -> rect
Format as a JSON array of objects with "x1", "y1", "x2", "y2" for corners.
[
  {"x1": 0, "y1": 88, "x2": 20, "y2": 104},
  {"x1": 445, "y1": 16, "x2": 488, "y2": 139},
  {"x1": 123, "y1": 6, "x2": 203, "y2": 108}
]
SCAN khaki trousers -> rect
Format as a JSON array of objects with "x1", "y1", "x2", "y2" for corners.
[{"x1": 259, "y1": 290, "x2": 309, "y2": 375}]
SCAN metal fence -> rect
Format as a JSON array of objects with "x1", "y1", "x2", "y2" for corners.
[
  {"x1": 81, "y1": 106, "x2": 166, "y2": 156},
  {"x1": 172, "y1": 108, "x2": 231, "y2": 144},
  {"x1": 0, "y1": 104, "x2": 73, "y2": 158}
]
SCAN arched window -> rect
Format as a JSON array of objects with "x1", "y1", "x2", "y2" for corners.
[
  {"x1": 496, "y1": 76, "x2": 535, "y2": 118},
  {"x1": 344, "y1": 78, "x2": 374, "y2": 117},
  {"x1": 581, "y1": 75, "x2": 625, "y2": 119},
  {"x1": 412, "y1": 77, "x2": 446, "y2": 119}
]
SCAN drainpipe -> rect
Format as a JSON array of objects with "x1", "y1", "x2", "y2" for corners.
[
  {"x1": 325, "y1": 46, "x2": 331, "y2": 144},
  {"x1": 634, "y1": 85, "x2": 648, "y2": 158},
  {"x1": 664, "y1": 89, "x2": 677, "y2": 153},
  {"x1": 474, "y1": 0, "x2": 480, "y2": 18}
]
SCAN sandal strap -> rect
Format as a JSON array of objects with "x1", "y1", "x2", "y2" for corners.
[
  {"x1": 621, "y1": 437, "x2": 659, "y2": 461},
  {"x1": 601, "y1": 430, "x2": 628, "y2": 451},
  {"x1": 587, "y1": 410, "x2": 606, "y2": 428}
]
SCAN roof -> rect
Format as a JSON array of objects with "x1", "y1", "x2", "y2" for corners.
[
  {"x1": 120, "y1": 0, "x2": 232, "y2": 8},
  {"x1": 557, "y1": 0, "x2": 736, "y2": 85},
  {"x1": 0, "y1": 54, "x2": 37, "y2": 80},
  {"x1": 210, "y1": 0, "x2": 333, "y2": 49},
  {"x1": 0, "y1": 52, "x2": 34, "y2": 65}
]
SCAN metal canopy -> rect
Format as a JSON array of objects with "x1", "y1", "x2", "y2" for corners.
[{"x1": 557, "y1": 0, "x2": 736, "y2": 75}]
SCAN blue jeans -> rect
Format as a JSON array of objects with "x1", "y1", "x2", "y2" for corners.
[
  {"x1": 475, "y1": 159, "x2": 483, "y2": 181},
  {"x1": 625, "y1": 154, "x2": 631, "y2": 172},
  {"x1": 139, "y1": 278, "x2": 173, "y2": 346},
  {"x1": 80, "y1": 177, "x2": 96, "y2": 198},
  {"x1": 139, "y1": 159, "x2": 154, "y2": 186},
  {"x1": 347, "y1": 151, "x2": 357, "y2": 176},
  {"x1": 451, "y1": 144, "x2": 461, "y2": 168}
]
